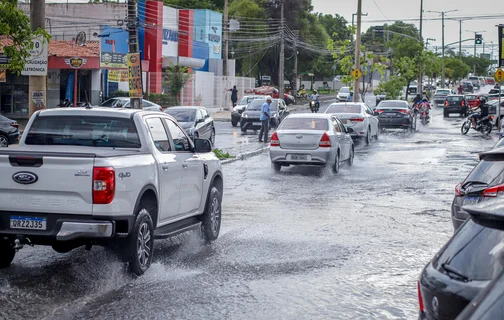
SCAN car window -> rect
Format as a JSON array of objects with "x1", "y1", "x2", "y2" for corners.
[
  {"x1": 448, "y1": 96, "x2": 463, "y2": 101},
  {"x1": 25, "y1": 116, "x2": 142, "y2": 148},
  {"x1": 146, "y1": 118, "x2": 171, "y2": 152},
  {"x1": 280, "y1": 117, "x2": 329, "y2": 131},
  {"x1": 364, "y1": 105, "x2": 373, "y2": 115},
  {"x1": 433, "y1": 219, "x2": 504, "y2": 281},
  {"x1": 142, "y1": 100, "x2": 153, "y2": 107},
  {"x1": 331, "y1": 118, "x2": 341, "y2": 132},
  {"x1": 336, "y1": 119, "x2": 347, "y2": 132},
  {"x1": 201, "y1": 109, "x2": 209, "y2": 118},
  {"x1": 196, "y1": 109, "x2": 204, "y2": 121},
  {"x1": 464, "y1": 159, "x2": 504, "y2": 186},
  {"x1": 165, "y1": 119, "x2": 192, "y2": 152},
  {"x1": 326, "y1": 105, "x2": 361, "y2": 114}
]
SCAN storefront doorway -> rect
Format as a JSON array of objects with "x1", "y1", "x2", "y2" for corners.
[
  {"x1": 60, "y1": 69, "x2": 92, "y2": 104},
  {"x1": 0, "y1": 73, "x2": 29, "y2": 119}
]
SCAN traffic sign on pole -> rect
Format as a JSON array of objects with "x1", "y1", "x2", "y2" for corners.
[
  {"x1": 351, "y1": 68, "x2": 363, "y2": 81},
  {"x1": 495, "y1": 68, "x2": 504, "y2": 83}
]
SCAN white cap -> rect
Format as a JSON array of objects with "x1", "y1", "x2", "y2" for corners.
[{"x1": 266, "y1": 96, "x2": 273, "y2": 101}]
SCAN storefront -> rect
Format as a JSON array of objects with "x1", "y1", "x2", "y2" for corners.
[{"x1": 0, "y1": 40, "x2": 101, "y2": 119}]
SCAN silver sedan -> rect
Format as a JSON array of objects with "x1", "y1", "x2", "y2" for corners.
[{"x1": 269, "y1": 113, "x2": 355, "y2": 173}]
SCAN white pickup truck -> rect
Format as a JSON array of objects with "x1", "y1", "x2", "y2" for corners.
[{"x1": 0, "y1": 107, "x2": 223, "y2": 275}]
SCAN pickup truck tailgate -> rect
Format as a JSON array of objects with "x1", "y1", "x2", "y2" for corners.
[{"x1": 0, "y1": 153, "x2": 95, "y2": 215}]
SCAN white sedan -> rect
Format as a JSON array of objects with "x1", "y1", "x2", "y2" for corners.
[
  {"x1": 270, "y1": 113, "x2": 355, "y2": 173},
  {"x1": 324, "y1": 102, "x2": 379, "y2": 145}
]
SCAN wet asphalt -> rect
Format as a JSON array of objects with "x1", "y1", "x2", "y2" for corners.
[{"x1": 0, "y1": 88, "x2": 500, "y2": 320}]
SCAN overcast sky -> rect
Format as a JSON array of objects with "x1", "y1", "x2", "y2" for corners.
[{"x1": 312, "y1": 0, "x2": 503, "y2": 58}]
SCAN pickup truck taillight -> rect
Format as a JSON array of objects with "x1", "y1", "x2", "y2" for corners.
[{"x1": 93, "y1": 167, "x2": 115, "y2": 204}]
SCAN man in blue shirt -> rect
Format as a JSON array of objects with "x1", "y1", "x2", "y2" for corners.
[{"x1": 258, "y1": 96, "x2": 272, "y2": 142}]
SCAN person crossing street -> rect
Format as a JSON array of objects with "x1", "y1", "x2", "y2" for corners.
[{"x1": 259, "y1": 96, "x2": 272, "y2": 143}]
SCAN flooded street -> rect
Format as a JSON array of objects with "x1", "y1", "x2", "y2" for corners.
[{"x1": 0, "y1": 105, "x2": 499, "y2": 320}]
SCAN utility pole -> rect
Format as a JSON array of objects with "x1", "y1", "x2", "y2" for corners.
[
  {"x1": 353, "y1": 0, "x2": 362, "y2": 103},
  {"x1": 418, "y1": 0, "x2": 424, "y2": 95},
  {"x1": 293, "y1": 30, "x2": 299, "y2": 99},
  {"x1": 459, "y1": 20, "x2": 462, "y2": 56},
  {"x1": 28, "y1": 0, "x2": 47, "y2": 118},
  {"x1": 427, "y1": 9, "x2": 458, "y2": 89},
  {"x1": 223, "y1": 0, "x2": 229, "y2": 77},
  {"x1": 127, "y1": 0, "x2": 142, "y2": 109},
  {"x1": 278, "y1": 0, "x2": 285, "y2": 100}
]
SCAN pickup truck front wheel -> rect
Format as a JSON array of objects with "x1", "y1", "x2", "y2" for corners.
[
  {"x1": 0, "y1": 240, "x2": 15, "y2": 268},
  {"x1": 201, "y1": 186, "x2": 222, "y2": 243},
  {"x1": 124, "y1": 207, "x2": 155, "y2": 276}
]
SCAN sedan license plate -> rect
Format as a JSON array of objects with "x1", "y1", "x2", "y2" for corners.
[
  {"x1": 463, "y1": 196, "x2": 479, "y2": 206},
  {"x1": 253, "y1": 122, "x2": 261, "y2": 126},
  {"x1": 10, "y1": 216, "x2": 47, "y2": 230},
  {"x1": 289, "y1": 154, "x2": 309, "y2": 161}
]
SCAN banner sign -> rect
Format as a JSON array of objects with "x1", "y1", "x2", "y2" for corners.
[
  {"x1": 127, "y1": 53, "x2": 142, "y2": 98},
  {"x1": 108, "y1": 70, "x2": 128, "y2": 82},
  {"x1": 21, "y1": 37, "x2": 48, "y2": 76},
  {"x1": 100, "y1": 26, "x2": 129, "y2": 69},
  {"x1": 499, "y1": 25, "x2": 504, "y2": 68}
]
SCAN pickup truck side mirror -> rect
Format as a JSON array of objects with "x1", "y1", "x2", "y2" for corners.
[
  {"x1": 197, "y1": 118, "x2": 205, "y2": 123},
  {"x1": 194, "y1": 138, "x2": 212, "y2": 153}
]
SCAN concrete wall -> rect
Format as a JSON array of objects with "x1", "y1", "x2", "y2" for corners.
[{"x1": 19, "y1": 3, "x2": 127, "y2": 41}]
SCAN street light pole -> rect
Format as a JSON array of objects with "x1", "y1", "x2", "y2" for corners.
[
  {"x1": 418, "y1": 0, "x2": 424, "y2": 95},
  {"x1": 427, "y1": 9, "x2": 458, "y2": 89},
  {"x1": 353, "y1": 0, "x2": 363, "y2": 103}
]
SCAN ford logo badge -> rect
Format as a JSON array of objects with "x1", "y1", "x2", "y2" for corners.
[{"x1": 12, "y1": 172, "x2": 38, "y2": 185}]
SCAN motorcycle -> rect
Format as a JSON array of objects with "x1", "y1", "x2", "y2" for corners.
[
  {"x1": 297, "y1": 89, "x2": 308, "y2": 100},
  {"x1": 461, "y1": 110, "x2": 494, "y2": 135},
  {"x1": 420, "y1": 111, "x2": 429, "y2": 126},
  {"x1": 309, "y1": 100, "x2": 319, "y2": 113}
]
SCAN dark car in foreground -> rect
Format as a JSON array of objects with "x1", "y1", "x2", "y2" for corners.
[
  {"x1": 451, "y1": 148, "x2": 504, "y2": 230},
  {"x1": 418, "y1": 203, "x2": 504, "y2": 320},
  {"x1": 165, "y1": 106, "x2": 215, "y2": 144},
  {"x1": 374, "y1": 100, "x2": 414, "y2": 131},
  {"x1": 231, "y1": 95, "x2": 263, "y2": 126},
  {"x1": 0, "y1": 115, "x2": 20, "y2": 147},
  {"x1": 444, "y1": 95, "x2": 468, "y2": 117},
  {"x1": 240, "y1": 98, "x2": 289, "y2": 133}
]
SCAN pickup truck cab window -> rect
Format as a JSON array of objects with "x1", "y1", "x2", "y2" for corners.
[
  {"x1": 145, "y1": 118, "x2": 171, "y2": 152},
  {"x1": 165, "y1": 119, "x2": 192, "y2": 152}
]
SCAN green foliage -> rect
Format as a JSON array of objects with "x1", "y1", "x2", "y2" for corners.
[
  {"x1": 317, "y1": 13, "x2": 351, "y2": 43},
  {"x1": 163, "y1": 64, "x2": 192, "y2": 105},
  {"x1": 213, "y1": 148, "x2": 235, "y2": 160},
  {"x1": 149, "y1": 93, "x2": 178, "y2": 108},
  {"x1": 0, "y1": 0, "x2": 50, "y2": 74},
  {"x1": 374, "y1": 76, "x2": 405, "y2": 100},
  {"x1": 163, "y1": 0, "x2": 222, "y2": 10},
  {"x1": 444, "y1": 58, "x2": 471, "y2": 80},
  {"x1": 460, "y1": 55, "x2": 492, "y2": 76}
]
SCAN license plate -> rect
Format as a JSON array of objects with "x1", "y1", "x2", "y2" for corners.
[
  {"x1": 289, "y1": 154, "x2": 309, "y2": 161},
  {"x1": 10, "y1": 216, "x2": 47, "y2": 230},
  {"x1": 253, "y1": 122, "x2": 261, "y2": 126},
  {"x1": 463, "y1": 196, "x2": 479, "y2": 206},
  {"x1": 385, "y1": 113, "x2": 395, "y2": 116}
]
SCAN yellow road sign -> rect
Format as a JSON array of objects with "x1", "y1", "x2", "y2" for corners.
[
  {"x1": 351, "y1": 68, "x2": 363, "y2": 80},
  {"x1": 495, "y1": 68, "x2": 504, "y2": 83}
]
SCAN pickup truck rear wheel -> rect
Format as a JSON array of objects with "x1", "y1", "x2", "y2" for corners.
[
  {"x1": 201, "y1": 186, "x2": 222, "y2": 243},
  {"x1": 124, "y1": 207, "x2": 154, "y2": 276},
  {"x1": 0, "y1": 241, "x2": 15, "y2": 268}
]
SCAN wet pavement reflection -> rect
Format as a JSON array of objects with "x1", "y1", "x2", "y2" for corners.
[{"x1": 0, "y1": 92, "x2": 500, "y2": 319}]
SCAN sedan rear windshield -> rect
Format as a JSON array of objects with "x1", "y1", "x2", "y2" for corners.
[
  {"x1": 464, "y1": 159, "x2": 504, "y2": 186},
  {"x1": 279, "y1": 118, "x2": 329, "y2": 131},
  {"x1": 247, "y1": 100, "x2": 278, "y2": 111},
  {"x1": 436, "y1": 90, "x2": 451, "y2": 95},
  {"x1": 377, "y1": 102, "x2": 407, "y2": 109},
  {"x1": 433, "y1": 219, "x2": 504, "y2": 281},
  {"x1": 25, "y1": 116, "x2": 141, "y2": 148},
  {"x1": 326, "y1": 105, "x2": 361, "y2": 114},
  {"x1": 465, "y1": 95, "x2": 477, "y2": 100},
  {"x1": 448, "y1": 96, "x2": 463, "y2": 101}
]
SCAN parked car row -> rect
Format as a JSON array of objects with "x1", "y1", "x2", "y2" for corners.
[{"x1": 418, "y1": 144, "x2": 504, "y2": 319}]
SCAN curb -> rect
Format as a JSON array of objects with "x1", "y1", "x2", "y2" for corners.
[{"x1": 221, "y1": 145, "x2": 270, "y2": 165}]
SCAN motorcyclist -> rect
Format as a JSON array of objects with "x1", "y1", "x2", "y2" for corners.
[
  {"x1": 417, "y1": 97, "x2": 431, "y2": 120},
  {"x1": 310, "y1": 90, "x2": 320, "y2": 109},
  {"x1": 471, "y1": 97, "x2": 489, "y2": 128},
  {"x1": 413, "y1": 93, "x2": 422, "y2": 107}
]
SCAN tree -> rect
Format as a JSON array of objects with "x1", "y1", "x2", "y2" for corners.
[
  {"x1": 444, "y1": 58, "x2": 470, "y2": 81},
  {"x1": 0, "y1": 0, "x2": 50, "y2": 74},
  {"x1": 163, "y1": 64, "x2": 192, "y2": 105},
  {"x1": 460, "y1": 55, "x2": 492, "y2": 76},
  {"x1": 374, "y1": 76, "x2": 405, "y2": 99},
  {"x1": 317, "y1": 13, "x2": 351, "y2": 43},
  {"x1": 328, "y1": 25, "x2": 388, "y2": 101}
]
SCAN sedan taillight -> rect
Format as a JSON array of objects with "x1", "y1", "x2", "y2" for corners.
[{"x1": 10, "y1": 123, "x2": 19, "y2": 129}]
